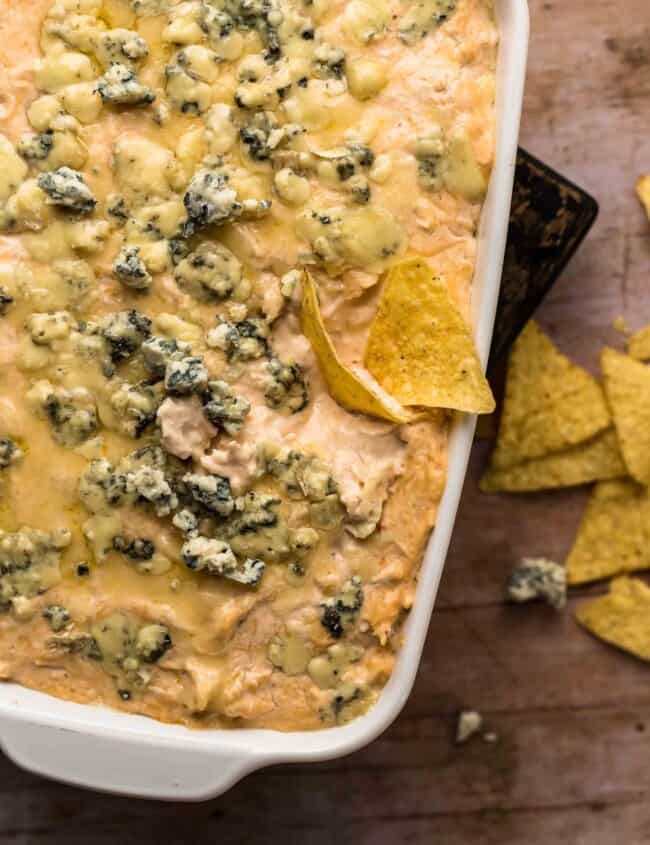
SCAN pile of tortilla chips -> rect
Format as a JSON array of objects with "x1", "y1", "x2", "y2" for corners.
[
  {"x1": 301, "y1": 258, "x2": 495, "y2": 424},
  {"x1": 572, "y1": 182, "x2": 650, "y2": 656},
  {"x1": 483, "y1": 295, "x2": 650, "y2": 661},
  {"x1": 483, "y1": 322, "x2": 650, "y2": 507}
]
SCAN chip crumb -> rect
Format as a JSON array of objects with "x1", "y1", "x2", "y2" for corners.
[
  {"x1": 613, "y1": 315, "x2": 630, "y2": 336},
  {"x1": 456, "y1": 709, "x2": 483, "y2": 743},
  {"x1": 507, "y1": 557, "x2": 567, "y2": 610},
  {"x1": 637, "y1": 175, "x2": 650, "y2": 221},
  {"x1": 627, "y1": 325, "x2": 650, "y2": 362},
  {"x1": 482, "y1": 731, "x2": 499, "y2": 744}
]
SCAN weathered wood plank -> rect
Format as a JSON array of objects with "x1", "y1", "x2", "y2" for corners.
[
  {"x1": 411, "y1": 599, "x2": 650, "y2": 716},
  {"x1": 1, "y1": 706, "x2": 650, "y2": 836},
  {"x1": 9, "y1": 801, "x2": 650, "y2": 845},
  {"x1": 520, "y1": 0, "x2": 650, "y2": 360}
]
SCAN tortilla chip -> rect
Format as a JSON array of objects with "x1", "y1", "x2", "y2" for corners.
[
  {"x1": 480, "y1": 428, "x2": 626, "y2": 493},
  {"x1": 363, "y1": 258, "x2": 495, "y2": 414},
  {"x1": 627, "y1": 325, "x2": 650, "y2": 361},
  {"x1": 566, "y1": 480, "x2": 650, "y2": 584},
  {"x1": 612, "y1": 315, "x2": 630, "y2": 336},
  {"x1": 488, "y1": 322, "x2": 611, "y2": 471},
  {"x1": 601, "y1": 347, "x2": 650, "y2": 485},
  {"x1": 636, "y1": 175, "x2": 650, "y2": 221},
  {"x1": 300, "y1": 270, "x2": 413, "y2": 423},
  {"x1": 576, "y1": 576, "x2": 650, "y2": 662}
]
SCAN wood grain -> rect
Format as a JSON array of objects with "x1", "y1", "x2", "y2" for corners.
[{"x1": 0, "y1": 1, "x2": 648, "y2": 842}]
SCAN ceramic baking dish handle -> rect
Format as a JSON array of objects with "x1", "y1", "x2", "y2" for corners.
[{"x1": 0, "y1": 719, "x2": 258, "y2": 800}]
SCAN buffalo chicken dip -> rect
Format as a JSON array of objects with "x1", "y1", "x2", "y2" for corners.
[{"x1": 0, "y1": 0, "x2": 497, "y2": 729}]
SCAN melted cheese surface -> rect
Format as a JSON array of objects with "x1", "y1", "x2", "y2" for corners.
[{"x1": 0, "y1": 0, "x2": 496, "y2": 729}]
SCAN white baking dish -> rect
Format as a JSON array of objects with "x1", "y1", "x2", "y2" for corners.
[{"x1": 0, "y1": 0, "x2": 529, "y2": 800}]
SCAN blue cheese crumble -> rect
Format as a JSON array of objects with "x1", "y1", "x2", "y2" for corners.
[
  {"x1": 0, "y1": 527, "x2": 71, "y2": 617},
  {"x1": 113, "y1": 245, "x2": 152, "y2": 290},
  {"x1": 0, "y1": 438, "x2": 23, "y2": 469},
  {"x1": 181, "y1": 535, "x2": 265, "y2": 586},
  {"x1": 507, "y1": 558, "x2": 567, "y2": 611},
  {"x1": 96, "y1": 64, "x2": 155, "y2": 107},
  {"x1": 37, "y1": 167, "x2": 96, "y2": 213}
]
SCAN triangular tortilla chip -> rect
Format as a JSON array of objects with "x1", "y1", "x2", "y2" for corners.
[
  {"x1": 301, "y1": 271, "x2": 413, "y2": 423},
  {"x1": 601, "y1": 347, "x2": 650, "y2": 485},
  {"x1": 566, "y1": 480, "x2": 650, "y2": 584},
  {"x1": 489, "y1": 322, "x2": 610, "y2": 471},
  {"x1": 576, "y1": 576, "x2": 650, "y2": 662},
  {"x1": 480, "y1": 428, "x2": 626, "y2": 493},
  {"x1": 363, "y1": 258, "x2": 495, "y2": 414},
  {"x1": 627, "y1": 325, "x2": 650, "y2": 361}
]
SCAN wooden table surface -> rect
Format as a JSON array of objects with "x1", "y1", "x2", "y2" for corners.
[{"x1": 3, "y1": 1, "x2": 650, "y2": 842}]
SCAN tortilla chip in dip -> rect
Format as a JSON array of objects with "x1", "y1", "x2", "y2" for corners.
[
  {"x1": 627, "y1": 325, "x2": 650, "y2": 362},
  {"x1": 601, "y1": 347, "x2": 650, "y2": 486},
  {"x1": 637, "y1": 175, "x2": 650, "y2": 221},
  {"x1": 566, "y1": 480, "x2": 650, "y2": 584},
  {"x1": 577, "y1": 576, "x2": 650, "y2": 662},
  {"x1": 301, "y1": 270, "x2": 412, "y2": 423},
  {"x1": 480, "y1": 428, "x2": 626, "y2": 493},
  {"x1": 488, "y1": 321, "x2": 610, "y2": 471},
  {"x1": 364, "y1": 258, "x2": 495, "y2": 414}
]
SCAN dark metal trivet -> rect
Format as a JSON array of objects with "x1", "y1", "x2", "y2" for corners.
[{"x1": 489, "y1": 148, "x2": 599, "y2": 366}]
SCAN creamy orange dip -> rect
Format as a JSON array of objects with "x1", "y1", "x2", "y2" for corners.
[{"x1": 0, "y1": 0, "x2": 496, "y2": 729}]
